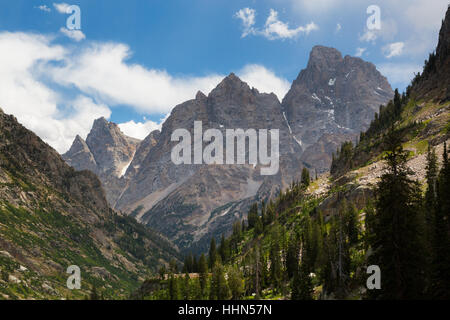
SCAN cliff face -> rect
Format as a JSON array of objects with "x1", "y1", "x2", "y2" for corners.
[
  {"x1": 63, "y1": 117, "x2": 140, "y2": 205},
  {"x1": 412, "y1": 6, "x2": 450, "y2": 102},
  {"x1": 282, "y1": 46, "x2": 393, "y2": 172},
  {"x1": 112, "y1": 74, "x2": 302, "y2": 252},
  {"x1": 63, "y1": 46, "x2": 393, "y2": 253},
  {"x1": 0, "y1": 109, "x2": 179, "y2": 299}
]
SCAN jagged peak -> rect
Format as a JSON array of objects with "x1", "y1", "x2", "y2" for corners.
[
  {"x1": 195, "y1": 90, "x2": 207, "y2": 100},
  {"x1": 209, "y1": 72, "x2": 252, "y2": 98},
  {"x1": 308, "y1": 45, "x2": 343, "y2": 67},
  {"x1": 92, "y1": 116, "x2": 110, "y2": 129}
]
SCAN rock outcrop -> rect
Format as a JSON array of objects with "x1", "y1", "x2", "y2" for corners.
[
  {"x1": 63, "y1": 117, "x2": 140, "y2": 205},
  {"x1": 282, "y1": 45, "x2": 393, "y2": 172}
]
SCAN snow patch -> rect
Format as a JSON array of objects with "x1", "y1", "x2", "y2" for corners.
[
  {"x1": 328, "y1": 78, "x2": 336, "y2": 86},
  {"x1": 120, "y1": 160, "x2": 132, "y2": 178},
  {"x1": 293, "y1": 136, "x2": 303, "y2": 147},
  {"x1": 312, "y1": 93, "x2": 322, "y2": 103},
  {"x1": 282, "y1": 112, "x2": 293, "y2": 134}
]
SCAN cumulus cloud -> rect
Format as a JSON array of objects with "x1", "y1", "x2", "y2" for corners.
[
  {"x1": 0, "y1": 31, "x2": 291, "y2": 152},
  {"x1": 238, "y1": 64, "x2": 290, "y2": 100},
  {"x1": 118, "y1": 120, "x2": 161, "y2": 140},
  {"x1": 262, "y1": 9, "x2": 318, "y2": 40},
  {"x1": 53, "y1": 2, "x2": 70, "y2": 14},
  {"x1": 59, "y1": 27, "x2": 86, "y2": 41},
  {"x1": 0, "y1": 32, "x2": 110, "y2": 153},
  {"x1": 235, "y1": 8, "x2": 318, "y2": 40},
  {"x1": 383, "y1": 42, "x2": 405, "y2": 58},
  {"x1": 48, "y1": 42, "x2": 223, "y2": 114},
  {"x1": 355, "y1": 47, "x2": 366, "y2": 57}
]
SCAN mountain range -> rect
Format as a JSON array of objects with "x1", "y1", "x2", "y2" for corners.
[{"x1": 63, "y1": 46, "x2": 393, "y2": 253}]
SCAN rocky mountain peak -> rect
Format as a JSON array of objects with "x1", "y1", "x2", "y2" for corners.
[
  {"x1": 195, "y1": 90, "x2": 207, "y2": 100},
  {"x1": 282, "y1": 45, "x2": 393, "y2": 172},
  {"x1": 307, "y1": 45, "x2": 344, "y2": 71},
  {"x1": 64, "y1": 117, "x2": 141, "y2": 204}
]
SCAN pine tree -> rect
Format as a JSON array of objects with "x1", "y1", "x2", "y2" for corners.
[
  {"x1": 346, "y1": 202, "x2": 359, "y2": 246},
  {"x1": 198, "y1": 253, "x2": 208, "y2": 297},
  {"x1": 247, "y1": 203, "x2": 258, "y2": 229},
  {"x1": 168, "y1": 274, "x2": 180, "y2": 300},
  {"x1": 228, "y1": 265, "x2": 244, "y2": 300},
  {"x1": 301, "y1": 167, "x2": 310, "y2": 187},
  {"x1": 367, "y1": 129, "x2": 426, "y2": 299},
  {"x1": 269, "y1": 227, "x2": 283, "y2": 291},
  {"x1": 286, "y1": 233, "x2": 300, "y2": 279},
  {"x1": 254, "y1": 216, "x2": 263, "y2": 236},
  {"x1": 169, "y1": 258, "x2": 178, "y2": 274},
  {"x1": 208, "y1": 238, "x2": 217, "y2": 270},
  {"x1": 158, "y1": 265, "x2": 166, "y2": 280},
  {"x1": 291, "y1": 264, "x2": 313, "y2": 300},
  {"x1": 429, "y1": 142, "x2": 450, "y2": 299},
  {"x1": 183, "y1": 272, "x2": 191, "y2": 300},
  {"x1": 209, "y1": 262, "x2": 230, "y2": 300}
]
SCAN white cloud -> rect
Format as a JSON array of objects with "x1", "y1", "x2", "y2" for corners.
[
  {"x1": 235, "y1": 8, "x2": 256, "y2": 37},
  {"x1": 59, "y1": 27, "x2": 86, "y2": 41},
  {"x1": 238, "y1": 64, "x2": 290, "y2": 100},
  {"x1": 235, "y1": 8, "x2": 318, "y2": 40},
  {"x1": 0, "y1": 32, "x2": 110, "y2": 153},
  {"x1": 383, "y1": 42, "x2": 405, "y2": 58},
  {"x1": 37, "y1": 5, "x2": 51, "y2": 12},
  {"x1": 53, "y1": 2, "x2": 70, "y2": 14},
  {"x1": 118, "y1": 120, "x2": 161, "y2": 140},
  {"x1": 377, "y1": 62, "x2": 422, "y2": 89},
  {"x1": 48, "y1": 42, "x2": 223, "y2": 114},
  {"x1": 262, "y1": 9, "x2": 318, "y2": 40},
  {"x1": 355, "y1": 47, "x2": 366, "y2": 57},
  {"x1": 0, "y1": 31, "x2": 292, "y2": 152},
  {"x1": 335, "y1": 23, "x2": 342, "y2": 33}
]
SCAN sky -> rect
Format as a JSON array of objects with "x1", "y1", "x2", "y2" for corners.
[{"x1": 0, "y1": 0, "x2": 448, "y2": 153}]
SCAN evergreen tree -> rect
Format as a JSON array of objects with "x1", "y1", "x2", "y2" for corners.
[
  {"x1": 291, "y1": 264, "x2": 313, "y2": 300},
  {"x1": 286, "y1": 233, "x2": 300, "y2": 279},
  {"x1": 227, "y1": 265, "x2": 244, "y2": 300},
  {"x1": 198, "y1": 253, "x2": 208, "y2": 297},
  {"x1": 269, "y1": 227, "x2": 283, "y2": 291},
  {"x1": 158, "y1": 265, "x2": 166, "y2": 280},
  {"x1": 168, "y1": 274, "x2": 180, "y2": 300},
  {"x1": 367, "y1": 129, "x2": 426, "y2": 299},
  {"x1": 301, "y1": 168, "x2": 311, "y2": 187},
  {"x1": 208, "y1": 238, "x2": 217, "y2": 270},
  {"x1": 430, "y1": 142, "x2": 450, "y2": 299},
  {"x1": 247, "y1": 203, "x2": 258, "y2": 229},
  {"x1": 346, "y1": 202, "x2": 359, "y2": 246},
  {"x1": 254, "y1": 216, "x2": 263, "y2": 236},
  {"x1": 169, "y1": 258, "x2": 178, "y2": 274},
  {"x1": 183, "y1": 272, "x2": 191, "y2": 300},
  {"x1": 209, "y1": 262, "x2": 230, "y2": 300}
]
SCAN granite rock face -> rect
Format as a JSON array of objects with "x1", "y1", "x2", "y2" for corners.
[
  {"x1": 64, "y1": 46, "x2": 393, "y2": 253},
  {"x1": 63, "y1": 117, "x2": 140, "y2": 205},
  {"x1": 282, "y1": 46, "x2": 393, "y2": 172}
]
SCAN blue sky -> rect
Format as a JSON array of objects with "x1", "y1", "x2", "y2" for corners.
[{"x1": 0, "y1": 0, "x2": 448, "y2": 152}]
